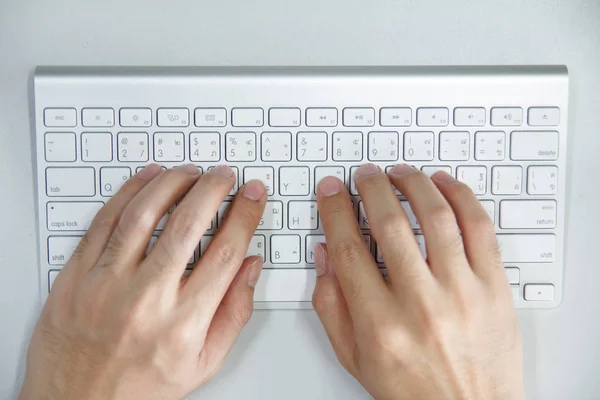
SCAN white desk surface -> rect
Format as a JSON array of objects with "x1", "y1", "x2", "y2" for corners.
[{"x1": 1, "y1": 0, "x2": 599, "y2": 398}]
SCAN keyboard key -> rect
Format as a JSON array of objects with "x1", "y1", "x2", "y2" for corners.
[
  {"x1": 404, "y1": 131, "x2": 434, "y2": 161},
  {"x1": 262, "y1": 132, "x2": 292, "y2": 161},
  {"x1": 258, "y1": 201, "x2": 283, "y2": 230},
  {"x1": 421, "y1": 165, "x2": 452, "y2": 177},
  {"x1": 270, "y1": 235, "x2": 301, "y2": 264},
  {"x1": 45, "y1": 132, "x2": 76, "y2": 162},
  {"x1": 456, "y1": 166, "x2": 487, "y2": 195},
  {"x1": 358, "y1": 201, "x2": 369, "y2": 229},
  {"x1": 499, "y1": 200, "x2": 557, "y2": 229},
  {"x1": 306, "y1": 235, "x2": 325, "y2": 264},
  {"x1": 47, "y1": 202, "x2": 103, "y2": 231},
  {"x1": 117, "y1": 132, "x2": 149, "y2": 162},
  {"x1": 528, "y1": 107, "x2": 560, "y2": 126},
  {"x1": 314, "y1": 167, "x2": 345, "y2": 194},
  {"x1": 120, "y1": 108, "x2": 152, "y2": 127},
  {"x1": 349, "y1": 166, "x2": 361, "y2": 195},
  {"x1": 453, "y1": 107, "x2": 486, "y2": 126},
  {"x1": 48, "y1": 236, "x2": 82, "y2": 265},
  {"x1": 492, "y1": 166, "x2": 522, "y2": 195},
  {"x1": 46, "y1": 167, "x2": 95, "y2": 197},
  {"x1": 254, "y1": 270, "x2": 315, "y2": 301},
  {"x1": 190, "y1": 132, "x2": 220, "y2": 162},
  {"x1": 157, "y1": 108, "x2": 190, "y2": 127},
  {"x1": 439, "y1": 131, "x2": 470, "y2": 161},
  {"x1": 82, "y1": 108, "x2": 114, "y2": 127},
  {"x1": 81, "y1": 132, "x2": 112, "y2": 162},
  {"x1": 247, "y1": 235, "x2": 266, "y2": 262},
  {"x1": 306, "y1": 108, "x2": 338, "y2": 127},
  {"x1": 524, "y1": 284, "x2": 555, "y2": 301},
  {"x1": 288, "y1": 201, "x2": 318, "y2": 230},
  {"x1": 475, "y1": 131, "x2": 506, "y2": 161},
  {"x1": 510, "y1": 131, "x2": 559, "y2": 160},
  {"x1": 269, "y1": 108, "x2": 301, "y2": 127},
  {"x1": 225, "y1": 132, "x2": 256, "y2": 161},
  {"x1": 480, "y1": 200, "x2": 495, "y2": 223},
  {"x1": 279, "y1": 166, "x2": 310, "y2": 196},
  {"x1": 400, "y1": 201, "x2": 420, "y2": 229},
  {"x1": 194, "y1": 108, "x2": 226, "y2": 127},
  {"x1": 511, "y1": 286, "x2": 520, "y2": 302},
  {"x1": 297, "y1": 131, "x2": 327, "y2": 161},
  {"x1": 527, "y1": 166, "x2": 558, "y2": 195},
  {"x1": 497, "y1": 234, "x2": 555, "y2": 263},
  {"x1": 154, "y1": 132, "x2": 184, "y2": 162},
  {"x1": 217, "y1": 201, "x2": 232, "y2": 227},
  {"x1": 343, "y1": 108, "x2": 375, "y2": 127},
  {"x1": 368, "y1": 131, "x2": 399, "y2": 161},
  {"x1": 101, "y1": 167, "x2": 131, "y2": 197},
  {"x1": 333, "y1": 131, "x2": 363, "y2": 161},
  {"x1": 379, "y1": 108, "x2": 411, "y2": 127},
  {"x1": 232, "y1": 108, "x2": 264, "y2": 127},
  {"x1": 44, "y1": 108, "x2": 77, "y2": 127},
  {"x1": 491, "y1": 107, "x2": 523, "y2": 126},
  {"x1": 416, "y1": 107, "x2": 449, "y2": 127},
  {"x1": 199, "y1": 235, "x2": 214, "y2": 256},
  {"x1": 244, "y1": 166, "x2": 274, "y2": 196},
  {"x1": 505, "y1": 268, "x2": 520, "y2": 284}
]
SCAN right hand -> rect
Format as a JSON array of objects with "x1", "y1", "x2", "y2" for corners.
[{"x1": 312, "y1": 163, "x2": 524, "y2": 400}]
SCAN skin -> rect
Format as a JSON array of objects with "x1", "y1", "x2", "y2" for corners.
[{"x1": 19, "y1": 163, "x2": 524, "y2": 400}]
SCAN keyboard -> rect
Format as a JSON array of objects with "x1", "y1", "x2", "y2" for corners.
[{"x1": 33, "y1": 66, "x2": 568, "y2": 309}]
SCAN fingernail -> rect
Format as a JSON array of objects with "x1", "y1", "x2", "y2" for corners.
[
  {"x1": 315, "y1": 243, "x2": 328, "y2": 276},
  {"x1": 354, "y1": 163, "x2": 380, "y2": 179},
  {"x1": 243, "y1": 180, "x2": 266, "y2": 201},
  {"x1": 137, "y1": 164, "x2": 162, "y2": 180},
  {"x1": 210, "y1": 165, "x2": 234, "y2": 178},
  {"x1": 247, "y1": 258, "x2": 263, "y2": 288},
  {"x1": 431, "y1": 171, "x2": 456, "y2": 183},
  {"x1": 318, "y1": 176, "x2": 344, "y2": 197},
  {"x1": 178, "y1": 164, "x2": 201, "y2": 176},
  {"x1": 388, "y1": 164, "x2": 416, "y2": 177}
]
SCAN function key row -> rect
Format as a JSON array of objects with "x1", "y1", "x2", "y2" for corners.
[{"x1": 43, "y1": 106, "x2": 561, "y2": 129}]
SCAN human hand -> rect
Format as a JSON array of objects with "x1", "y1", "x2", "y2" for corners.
[
  {"x1": 20, "y1": 164, "x2": 267, "y2": 400},
  {"x1": 312, "y1": 163, "x2": 524, "y2": 400}
]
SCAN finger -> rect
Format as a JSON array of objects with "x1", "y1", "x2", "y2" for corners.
[
  {"x1": 312, "y1": 244, "x2": 358, "y2": 376},
  {"x1": 197, "y1": 256, "x2": 262, "y2": 381},
  {"x1": 316, "y1": 176, "x2": 389, "y2": 318},
  {"x1": 353, "y1": 164, "x2": 431, "y2": 288},
  {"x1": 95, "y1": 164, "x2": 202, "y2": 272},
  {"x1": 180, "y1": 179, "x2": 266, "y2": 318},
  {"x1": 431, "y1": 171, "x2": 504, "y2": 280}
]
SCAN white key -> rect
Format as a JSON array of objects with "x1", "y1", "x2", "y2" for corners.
[
  {"x1": 81, "y1": 133, "x2": 112, "y2": 162},
  {"x1": 157, "y1": 108, "x2": 189, "y2": 127},
  {"x1": 492, "y1": 166, "x2": 522, "y2": 195},
  {"x1": 497, "y1": 234, "x2": 556, "y2": 263},
  {"x1": 48, "y1": 270, "x2": 61, "y2": 292},
  {"x1": 48, "y1": 236, "x2": 82, "y2": 265},
  {"x1": 439, "y1": 131, "x2": 470, "y2": 161},
  {"x1": 491, "y1": 107, "x2": 523, "y2": 126},
  {"x1": 155, "y1": 205, "x2": 175, "y2": 231},
  {"x1": 269, "y1": 108, "x2": 301, "y2": 127},
  {"x1": 421, "y1": 165, "x2": 451, "y2": 177},
  {"x1": 480, "y1": 200, "x2": 495, "y2": 223},
  {"x1": 368, "y1": 131, "x2": 399, "y2": 161},
  {"x1": 528, "y1": 107, "x2": 560, "y2": 126},
  {"x1": 456, "y1": 166, "x2": 487, "y2": 195},
  {"x1": 262, "y1": 132, "x2": 291, "y2": 161},
  {"x1": 505, "y1": 268, "x2": 520, "y2": 284},
  {"x1": 209, "y1": 166, "x2": 239, "y2": 196},
  {"x1": 118, "y1": 132, "x2": 148, "y2": 162},
  {"x1": 225, "y1": 132, "x2": 256, "y2": 161},
  {"x1": 415, "y1": 235, "x2": 427, "y2": 258},
  {"x1": 288, "y1": 201, "x2": 318, "y2": 230},
  {"x1": 244, "y1": 167, "x2": 274, "y2": 196},
  {"x1": 376, "y1": 244, "x2": 384, "y2": 263},
  {"x1": 500, "y1": 200, "x2": 557, "y2": 229},
  {"x1": 247, "y1": 235, "x2": 266, "y2": 261},
  {"x1": 527, "y1": 166, "x2": 558, "y2": 195},
  {"x1": 119, "y1": 108, "x2": 152, "y2": 127},
  {"x1": 511, "y1": 286, "x2": 520, "y2": 302},
  {"x1": 524, "y1": 284, "x2": 555, "y2": 301},
  {"x1": 199, "y1": 235, "x2": 214, "y2": 256},
  {"x1": 416, "y1": 107, "x2": 449, "y2": 127},
  {"x1": 154, "y1": 132, "x2": 184, "y2": 162},
  {"x1": 333, "y1": 131, "x2": 363, "y2": 161},
  {"x1": 404, "y1": 131, "x2": 434, "y2": 161},
  {"x1": 147, "y1": 236, "x2": 196, "y2": 265},
  {"x1": 511, "y1": 131, "x2": 559, "y2": 160},
  {"x1": 82, "y1": 108, "x2": 114, "y2": 127},
  {"x1": 349, "y1": 166, "x2": 362, "y2": 195},
  {"x1": 46, "y1": 167, "x2": 95, "y2": 197},
  {"x1": 44, "y1": 108, "x2": 77, "y2": 127},
  {"x1": 47, "y1": 202, "x2": 103, "y2": 231},
  {"x1": 45, "y1": 133, "x2": 76, "y2": 162},
  {"x1": 254, "y1": 269, "x2": 316, "y2": 301},
  {"x1": 270, "y1": 235, "x2": 301, "y2": 264},
  {"x1": 217, "y1": 201, "x2": 232, "y2": 228},
  {"x1": 358, "y1": 201, "x2": 370, "y2": 229},
  {"x1": 297, "y1": 131, "x2": 327, "y2": 161},
  {"x1": 343, "y1": 108, "x2": 375, "y2": 127},
  {"x1": 453, "y1": 107, "x2": 486, "y2": 126},
  {"x1": 475, "y1": 131, "x2": 506, "y2": 161},
  {"x1": 279, "y1": 167, "x2": 309, "y2": 196},
  {"x1": 314, "y1": 167, "x2": 345, "y2": 194},
  {"x1": 306, "y1": 235, "x2": 326, "y2": 264},
  {"x1": 306, "y1": 108, "x2": 338, "y2": 127},
  {"x1": 190, "y1": 132, "x2": 220, "y2": 162},
  {"x1": 101, "y1": 167, "x2": 131, "y2": 197},
  {"x1": 194, "y1": 108, "x2": 226, "y2": 127},
  {"x1": 380, "y1": 108, "x2": 411, "y2": 127},
  {"x1": 232, "y1": 108, "x2": 264, "y2": 127},
  {"x1": 258, "y1": 201, "x2": 283, "y2": 230},
  {"x1": 400, "y1": 201, "x2": 420, "y2": 229}
]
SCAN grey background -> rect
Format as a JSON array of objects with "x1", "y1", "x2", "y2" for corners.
[{"x1": 1, "y1": 0, "x2": 599, "y2": 398}]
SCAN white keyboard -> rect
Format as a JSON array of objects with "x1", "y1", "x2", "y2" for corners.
[{"x1": 34, "y1": 66, "x2": 568, "y2": 309}]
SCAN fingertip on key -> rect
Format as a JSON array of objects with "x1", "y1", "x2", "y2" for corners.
[
  {"x1": 242, "y1": 180, "x2": 266, "y2": 201},
  {"x1": 137, "y1": 164, "x2": 163, "y2": 180},
  {"x1": 318, "y1": 176, "x2": 344, "y2": 197}
]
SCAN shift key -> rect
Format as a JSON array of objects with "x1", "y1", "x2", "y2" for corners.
[
  {"x1": 47, "y1": 202, "x2": 104, "y2": 231},
  {"x1": 48, "y1": 236, "x2": 82, "y2": 265}
]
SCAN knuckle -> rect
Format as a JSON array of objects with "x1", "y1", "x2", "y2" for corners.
[
  {"x1": 228, "y1": 201, "x2": 262, "y2": 230},
  {"x1": 377, "y1": 212, "x2": 408, "y2": 238},
  {"x1": 165, "y1": 210, "x2": 198, "y2": 240},
  {"x1": 212, "y1": 245, "x2": 242, "y2": 267},
  {"x1": 319, "y1": 198, "x2": 350, "y2": 225},
  {"x1": 426, "y1": 204, "x2": 457, "y2": 228},
  {"x1": 330, "y1": 238, "x2": 363, "y2": 267},
  {"x1": 120, "y1": 206, "x2": 158, "y2": 233}
]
